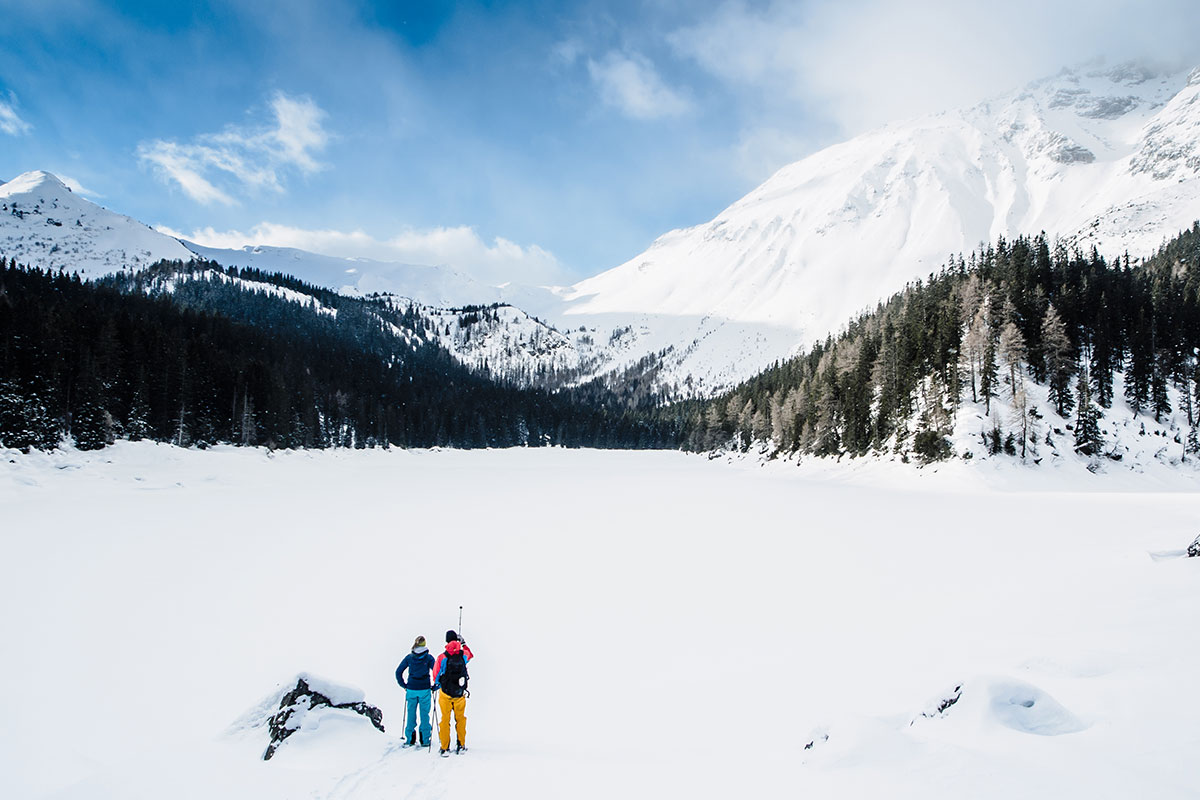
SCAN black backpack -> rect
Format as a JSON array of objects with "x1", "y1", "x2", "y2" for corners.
[{"x1": 440, "y1": 652, "x2": 469, "y2": 697}]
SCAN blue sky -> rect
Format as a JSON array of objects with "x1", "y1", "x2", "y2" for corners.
[{"x1": 2, "y1": 0, "x2": 1198, "y2": 285}]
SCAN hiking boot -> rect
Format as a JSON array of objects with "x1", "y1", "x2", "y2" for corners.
[
  {"x1": 403, "y1": 732, "x2": 416, "y2": 748},
  {"x1": 455, "y1": 744, "x2": 467, "y2": 754},
  {"x1": 439, "y1": 748, "x2": 450, "y2": 758}
]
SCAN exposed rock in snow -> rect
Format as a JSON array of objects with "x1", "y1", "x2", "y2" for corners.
[
  {"x1": 259, "y1": 674, "x2": 385, "y2": 761},
  {"x1": 1188, "y1": 533, "x2": 1200, "y2": 558},
  {"x1": 915, "y1": 684, "x2": 964, "y2": 721}
]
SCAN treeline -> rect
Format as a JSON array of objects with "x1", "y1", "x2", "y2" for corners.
[
  {"x1": 686, "y1": 224, "x2": 1200, "y2": 461},
  {"x1": 0, "y1": 258, "x2": 682, "y2": 452}
]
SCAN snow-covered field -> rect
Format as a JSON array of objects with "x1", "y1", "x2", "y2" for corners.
[{"x1": 2, "y1": 444, "x2": 1197, "y2": 799}]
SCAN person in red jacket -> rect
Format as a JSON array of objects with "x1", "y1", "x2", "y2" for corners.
[{"x1": 432, "y1": 630, "x2": 474, "y2": 755}]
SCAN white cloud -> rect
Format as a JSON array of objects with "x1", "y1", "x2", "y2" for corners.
[
  {"x1": 161, "y1": 221, "x2": 567, "y2": 286},
  {"x1": 587, "y1": 51, "x2": 691, "y2": 120},
  {"x1": 138, "y1": 92, "x2": 330, "y2": 205},
  {"x1": 670, "y1": 0, "x2": 1200, "y2": 135},
  {"x1": 0, "y1": 92, "x2": 31, "y2": 136}
]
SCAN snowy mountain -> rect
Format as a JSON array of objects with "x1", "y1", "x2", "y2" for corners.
[
  {"x1": 0, "y1": 170, "x2": 504, "y2": 308},
  {"x1": 0, "y1": 171, "x2": 601, "y2": 390},
  {"x1": 0, "y1": 170, "x2": 195, "y2": 273},
  {"x1": 4, "y1": 62, "x2": 1199, "y2": 399},
  {"x1": 563, "y1": 62, "x2": 1200, "y2": 387}
]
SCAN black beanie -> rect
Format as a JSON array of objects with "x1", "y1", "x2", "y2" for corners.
[{"x1": 446, "y1": 630, "x2": 459, "y2": 643}]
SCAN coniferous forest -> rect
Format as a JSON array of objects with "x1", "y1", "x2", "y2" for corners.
[
  {"x1": 0, "y1": 258, "x2": 682, "y2": 452},
  {"x1": 684, "y1": 224, "x2": 1200, "y2": 462},
  {"x1": 3, "y1": 223, "x2": 1200, "y2": 460}
]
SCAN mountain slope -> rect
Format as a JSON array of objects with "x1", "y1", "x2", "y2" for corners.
[
  {"x1": 0, "y1": 171, "x2": 196, "y2": 273},
  {"x1": 180, "y1": 241, "x2": 505, "y2": 309},
  {"x1": 564, "y1": 62, "x2": 1200, "y2": 383},
  {"x1": 685, "y1": 224, "x2": 1200, "y2": 474}
]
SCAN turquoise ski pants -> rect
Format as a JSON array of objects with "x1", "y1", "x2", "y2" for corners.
[{"x1": 405, "y1": 688, "x2": 433, "y2": 742}]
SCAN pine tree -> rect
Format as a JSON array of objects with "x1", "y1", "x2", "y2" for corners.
[
  {"x1": 1008, "y1": 381, "x2": 1039, "y2": 461},
  {"x1": 72, "y1": 366, "x2": 114, "y2": 451},
  {"x1": 980, "y1": 336, "x2": 999, "y2": 415},
  {"x1": 1151, "y1": 351, "x2": 1172, "y2": 422},
  {"x1": 998, "y1": 319, "x2": 1027, "y2": 397},
  {"x1": 126, "y1": 385, "x2": 151, "y2": 441},
  {"x1": 0, "y1": 379, "x2": 58, "y2": 451},
  {"x1": 1125, "y1": 310, "x2": 1152, "y2": 414},
  {"x1": 962, "y1": 305, "x2": 987, "y2": 404},
  {"x1": 1074, "y1": 361, "x2": 1103, "y2": 457},
  {"x1": 1041, "y1": 304, "x2": 1074, "y2": 417}
]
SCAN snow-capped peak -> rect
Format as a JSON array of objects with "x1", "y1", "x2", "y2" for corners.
[
  {"x1": 1, "y1": 169, "x2": 196, "y2": 274},
  {"x1": 0, "y1": 169, "x2": 74, "y2": 200}
]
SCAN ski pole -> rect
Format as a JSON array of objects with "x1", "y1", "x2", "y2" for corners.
[
  {"x1": 431, "y1": 689, "x2": 436, "y2": 751},
  {"x1": 458, "y1": 605, "x2": 463, "y2": 639}
]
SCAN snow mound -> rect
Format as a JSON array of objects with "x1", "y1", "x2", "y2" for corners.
[
  {"x1": 986, "y1": 680, "x2": 1087, "y2": 736},
  {"x1": 913, "y1": 678, "x2": 1088, "y2": 737}
]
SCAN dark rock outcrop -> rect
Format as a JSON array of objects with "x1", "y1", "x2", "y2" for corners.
[
  {"x1": 1188, "y1": 533, "x2": 1200, "y2": 558},
  {"x1": 263, "y1": 676, "x2": 385, "y2": 760}
]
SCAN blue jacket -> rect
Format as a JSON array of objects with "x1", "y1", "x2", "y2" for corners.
[{"x1": 396, "y1": 649, "x2": 436, "y2": 690}]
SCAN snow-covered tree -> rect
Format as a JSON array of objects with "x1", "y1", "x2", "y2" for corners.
[
  {"x1": 1041, "y1": 304, "x2": 1074, "y2": 417},
  {"x1": 998, "y1": 319, "x2": 1027, "y2": 397}
]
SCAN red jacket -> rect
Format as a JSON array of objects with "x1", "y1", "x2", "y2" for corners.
[{"x1": 433, "y1": 640, "x2": 474, "y2": 688}]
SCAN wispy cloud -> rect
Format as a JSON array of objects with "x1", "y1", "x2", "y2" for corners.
[
  {"x1": 158, "y1": 221, "x2": 567, "y2": 287},
  {"x1": 587, "y1": 51, "x2": 691, "y2": 120},
  {"x1": 58, "y1": 174, "x2": 103, "y2": 198},
  {"x1": 0, "y1": 91, "x2": 31, "y2": 136},
  {"x1": 138, "y1": 92, "x2": 330, "y2": 205}
]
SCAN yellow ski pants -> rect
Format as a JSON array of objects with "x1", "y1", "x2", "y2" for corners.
[{"x1": 438, "y1": 691, "x2": 467, "y2": 750}]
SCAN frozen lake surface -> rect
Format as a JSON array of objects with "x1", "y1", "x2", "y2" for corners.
[{"x1": 2, "y1": 444, "x2": 1198, "y2": 798}]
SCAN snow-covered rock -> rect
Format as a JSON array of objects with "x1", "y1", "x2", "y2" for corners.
[
  {"x1": 1188, "y1": 533, "x2": 1200, "y2": 558},
  {"x1": 246, "y1": 674, "x2": 385, "y2": 761}
]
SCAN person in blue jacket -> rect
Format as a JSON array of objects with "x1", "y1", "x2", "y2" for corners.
[{"x1": 395, "y1": 635, "x2": 436, "y2": 747}]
